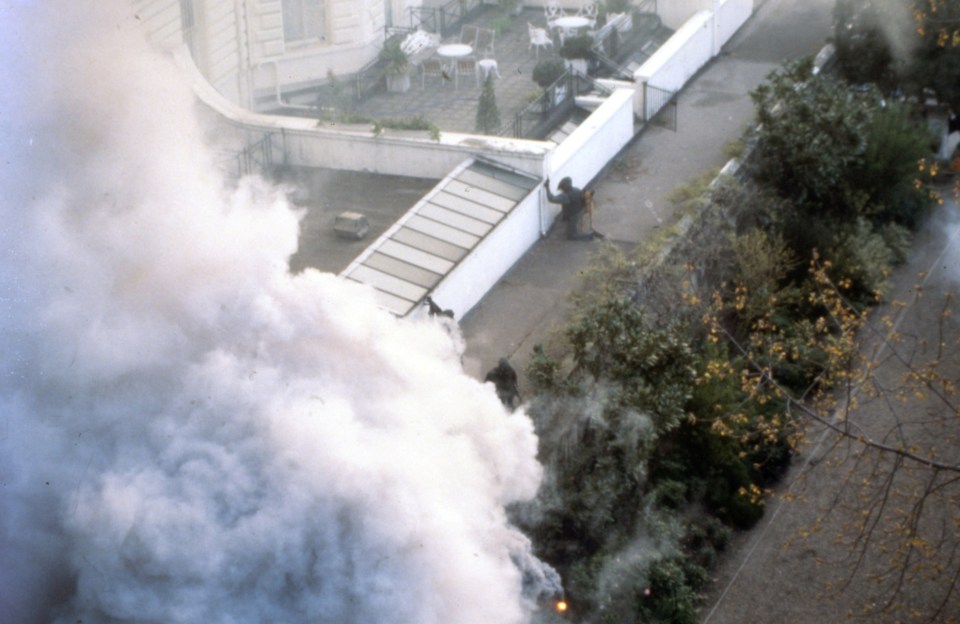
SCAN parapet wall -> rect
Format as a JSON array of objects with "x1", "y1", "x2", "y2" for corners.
[{"x1": 634, "y1": 0, "x2": 753, "y2": 119}]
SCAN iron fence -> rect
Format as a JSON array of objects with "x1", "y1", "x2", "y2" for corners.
[
  {"x1": 406, "y1": 0, "x2": 484, "y2": 39},
  {"x1": 235, "y1": 134, "x2": 274, "y2": 178},
  {"x1": 644, "y1": 82, "x2": 676, "y2": 130},
  {"x1": 504, "y1": 72, "x2": 610, "y2": 140}
]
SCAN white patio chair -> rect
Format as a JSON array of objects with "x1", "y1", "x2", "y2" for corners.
[
  {"x1": 528, "y1": 23, "x2": 554, "y2": 58},
  {"x1": 420, "y1": 57, "x2": 447, "y2": 88},
  {"x1": 454, "y1": 56, "x2": 479, "y2": 90},
  {"x1": 475, "y1": 27, "x2": 495, "y2": 57},
  {"x1": 459, "y1": 24, "x2": 479, "y2": 47},
  {"x1": 545, "y1": 1, "x2": 566, "y2": 20},
  {"x1": 577, "y1": 1, "x2": 598, "y2": 28}
]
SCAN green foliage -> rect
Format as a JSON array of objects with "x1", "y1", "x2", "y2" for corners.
[
  {"x1": 316, "y1": 69, "x2": 354, "y2": 114},
  {"x1": 652, "y1": 479, "x2": 687, "y2": 509},
  {"x1": 559, "y1": 35, "x2": 596, "y2": 60},
  {"x1": 636, "y1": 558, "x2": 701, "y2": 624},
  {"x1": 749, "y1": 58, "x2": 875, "y2": 215},
  {"x1": 317, "y1": 110, "x2": 439, "y2": 140},
  {"x1": 824, "y1": 218, "x2": 899, "y2": 304},
  {"x1": 605, "y1": 0, "x2": 632, "y2": 12},
  {"x1": 851, "y1": 103, "x2": 932, "y2": 228},
  {"x1": 684, "y1": 516, "x2": 732, "y2": 569},
  {"x1": 832, "y1": 0, "x2": 897, "y2": 90},
  {"x1": 489, "y1": 13, "x2": 514, "y2": 35},
  {"x1": 911, "y1": 43, "x2": 960, "y2": 111},
  {"x1": 526, "y1": 343, "x2": 564, "y2": 394},
  {"x1": 379, "y1": 39, "x2": 409, "y2": 76},
  {"x1": 907, "y1": 1, "x2": 960, "y2": 111},
  {"x1": 527, "y1": 400, "x2": 658, "y2": 558},
  {"x1": 567, "y1": 297, "x2": 696, "y2": 433},
  {"x1": 728, "y1": 228, "x2": 800, "y2": 331},
  {"x1": 371, "y1": 117, "x2": 440, "y2": 140},
  {"x1": 656, "y1": 417, "x2": 767, "y2": 529},
  {"x1": 475, "y1": 75, "x2": 501, "y2": 134},
  {"x1": 532, "y1": 59, "x2": 567, "y2": 88}
]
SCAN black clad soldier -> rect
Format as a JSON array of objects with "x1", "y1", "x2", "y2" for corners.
[
  {"x1": 544, "y1": 177, "x2": 603, "y2": 241},
  {"x1": 485, "y1": 357, "x2": 521, "y2": 409}
]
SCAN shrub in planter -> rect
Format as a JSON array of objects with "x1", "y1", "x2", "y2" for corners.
[
  {"x1": 476, "y1": 75, "x2": 501, "y2": 134},
  {"x1": 532, "y1": 58, "x2": 567, "y2": 88},
  {"x1": 559, "y1": 35, "x2": 594, "y2": 74},
  {"x1": 559, "y1": 35, "x2": 595, "y2": 61},
  {"x1": 380, "y1": 40, "x2": 411, "y2": 92}
]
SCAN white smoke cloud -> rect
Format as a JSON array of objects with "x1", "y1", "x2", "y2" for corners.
[{"x1": 0, "y1": 2, "x2": 549, "y2": 622}]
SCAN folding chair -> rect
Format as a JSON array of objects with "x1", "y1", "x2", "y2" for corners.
[
  {"x1": 459, "y1": 24, "x2": 479, "y2": 47},
  {"x1": 475, "y1": 28, "x2": 495, "y2": 57},
  {"x1": 420, "y1": 57, "x2": 447, "y2": 88},
  {"x1": 528, "y1": 23, "x2": 554, "y2": 59},
  {"x1": 454, "y1": 56, "x2": 478, "y2": 89}
]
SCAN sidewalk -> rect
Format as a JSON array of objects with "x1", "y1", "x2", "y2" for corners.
[{"x1": 459, "y1": 0, "x2": 834, "y2": 387}]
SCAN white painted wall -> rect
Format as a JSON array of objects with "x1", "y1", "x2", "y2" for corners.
[
  {"x1": 715, "y1": 0, "x2": 753, "y2": 51},
  {"x1": 248, "y1": 0, "x2": 388, "y2": 102},
  {"x1": 280, "y1": 129, "x2": 549, "y2": 178},
  {"x1": 633, "y1": 1, "x2": 751, "y2": 119},
  {"x1": 546, "y1": 89, "x2": 635, "y2": 225},
  {"x1": 174, "y1": 46, "x2": 550, "y2": 179},
  {"x1": 203, "y1": 0, "x2": 246, "y2": 104},
  {"x1": 136, "y1": 0, "x2": 401, "y2": 108},
  {"x1": 634, "y1": 10, "x2": 706, "y2": 119},
  {"x1": 431, "y1": 187, "x2": 542, "y2": 319},
  {"x1": 134, "y1": 0, "x2": 184, "y2": 49},
  {"x1": 658, "y1": 0, "x2": 712, "y2": 29},
  {"x1": 430, "y1": 91, "x2": 635, "y2": 318}
]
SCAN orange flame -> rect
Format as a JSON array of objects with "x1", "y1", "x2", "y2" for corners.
[{"x1": 555, "y1": 599, "x2": 568, "y2": 613}]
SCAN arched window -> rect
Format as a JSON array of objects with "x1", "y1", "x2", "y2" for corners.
[{"x1": 282, "y1": 0, "x2": 326, "y2": 44}]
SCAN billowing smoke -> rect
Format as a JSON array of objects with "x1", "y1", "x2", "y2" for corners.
[
  {"x1": 0, "y1": 2, "x2": 552, "y2": 622},
  {"x1": 845, "y1": 0, "x2": 917, "y2": 67}
]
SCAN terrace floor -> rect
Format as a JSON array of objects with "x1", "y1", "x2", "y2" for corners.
[
  {"x1": 268, "y1": 6, "x2": 672, "y2": 137},
  {"x1": 354, "y1": 7, "x2": 563, "y2": 136}
]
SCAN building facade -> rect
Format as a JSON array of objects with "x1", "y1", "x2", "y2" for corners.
[{"x1": 134, "y1": 0, "x2": 420, "y2": 109}]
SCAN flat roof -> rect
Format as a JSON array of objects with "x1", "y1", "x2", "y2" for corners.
[{"x1": 340, "y1": 158, "x2": 540, "y2": 316}]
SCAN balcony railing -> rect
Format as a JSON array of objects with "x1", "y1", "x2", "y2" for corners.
[{"x1": 406, "y1": 0, "x2": 485, "y2": 39}]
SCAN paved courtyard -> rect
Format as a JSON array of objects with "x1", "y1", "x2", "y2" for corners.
[
  {"x1": 269, "y1": 6, "x2": 669, "y2": 137},
  {"x1": 353, "y1": 7, "x2": 567, "y2": 135}
]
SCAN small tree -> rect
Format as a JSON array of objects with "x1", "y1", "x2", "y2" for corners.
[
  {"x1": 476, "y1": 75, "x2": 501, "y2": 134},
  {"x1": 532, "y1": 59, "x2": 566, "y2": 88},
  {"x1": 749, "y1": 58, "x2": 875, "y2": 216}
]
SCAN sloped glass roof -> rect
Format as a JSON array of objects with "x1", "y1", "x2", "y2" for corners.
[{"x1": 341, "y1": 158, "x2": 540, "y2": 316}]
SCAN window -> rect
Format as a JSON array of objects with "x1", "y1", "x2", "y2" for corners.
[{"x1": 282, "y1": 0, "x2": 325, "y2": 43}]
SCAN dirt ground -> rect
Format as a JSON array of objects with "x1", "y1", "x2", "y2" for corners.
[{"x1": 698, "y1": 201, "x2": 960, "y2": 623}]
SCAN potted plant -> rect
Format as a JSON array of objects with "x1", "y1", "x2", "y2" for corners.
[
  {"x1": 476, "y1": 75, "x2": 501, "y2": 134},
  {"x1": 381, "y1": 40, "x2": 411, "y2": 93},
  {"x1": 559, "y1": 34, "x2": 594, "y2": 75},
  {"x1": 532, "y1": 59, "x2": 566, "y2": 89}
]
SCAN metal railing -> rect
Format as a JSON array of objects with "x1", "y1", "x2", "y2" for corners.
[
  {"x1": 504, "y1": 71, "x2": 612, "y2": 140},
  {"x1": 644, "y1": 82, "x2": 677, "y2": 129},
  {"x1": 406, "y1": 0, "x2": 484, "y2": 39},
  {"x1": 235, "y1": 134, "x2": 274, "y2": 178},
  {"x1": 353, "y1": 54, "x2": 387, "y2": 103}
]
